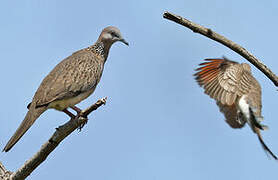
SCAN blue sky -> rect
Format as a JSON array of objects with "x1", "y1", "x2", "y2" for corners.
[{"x1": 1, "y1": 0, "x2": 278, "y2": 179}]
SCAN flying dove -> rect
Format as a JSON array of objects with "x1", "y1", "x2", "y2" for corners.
[
  {"x1": 3, "y1": 26, "x2": 128, "y2": 152},
  {"x1": 194, "y1": 58, "x2": 277, "y2": 159}
]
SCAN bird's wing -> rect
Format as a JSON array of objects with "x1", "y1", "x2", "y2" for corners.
[
  {"x1": 33, "y1": 50, "x2": 103, "y2": 107},
  {"x1": 194, "y1": 58, "x2": 254, "y2": 128},
  {"x1": 195, "y1": 58, "x2": 251, "y2": 105}
]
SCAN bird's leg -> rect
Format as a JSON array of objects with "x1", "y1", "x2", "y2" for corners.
[
  {"x1": 249, "y1": 107, "x2": 269, "y2": 131},
  {"x1": 69, "y1": 105, "x2": 88, "y2": 131},
  {"x1": 63, "y1": 107, "x2": 87, "y2": 131},
  {"x1": 70, "y1": 106, "x2": 82, "y2": 115},
  {"x1": 63, "y1": 109, "x2": 76, "y2": 119}
]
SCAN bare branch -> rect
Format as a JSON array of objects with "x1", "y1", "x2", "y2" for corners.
[
  {"x1": 81, "y1": 97, "x2": 107, "y2": 117},
  {"x1": 10, "y1": 97, "x2": 107, "y2": 180},
  {"x1": 163, "y1": 11, "x2": 278, "y2": 86}
]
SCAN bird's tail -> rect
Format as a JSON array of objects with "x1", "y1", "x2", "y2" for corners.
[
  {"x1": 3, "y1": 106, "x2": 46, "y2": 152},
  {"x1": 255, "y1": 128, "x2": 278, "y2": 160}
]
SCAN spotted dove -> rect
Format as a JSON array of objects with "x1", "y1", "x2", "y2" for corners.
[
  {"x1": 3, "y1": 26, "x2": 128, "y2": 152},
  {"x1": 194, "y1": 58, "x2": 277, "y2": 159}
]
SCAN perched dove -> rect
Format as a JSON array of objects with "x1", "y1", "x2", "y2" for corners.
[
  {"x1": 3, "y1": 26, "x2": 128, "y2": 152},
  {"x1": 194, "y1": 58, "x2": 277, "y2": 159}
]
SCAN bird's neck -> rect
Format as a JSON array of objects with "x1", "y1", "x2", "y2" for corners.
[{"x1": 89, "y1": 41, "x2": 112, "y2": 63}]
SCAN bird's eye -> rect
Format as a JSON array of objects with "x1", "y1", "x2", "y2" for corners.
[{"x1": 111, "y1": 32, "x2": 119, "y2": 38}]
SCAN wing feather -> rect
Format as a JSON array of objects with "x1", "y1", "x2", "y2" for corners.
[{"x1": 194, "y1": 58, "x2": 240, "y2": 104}]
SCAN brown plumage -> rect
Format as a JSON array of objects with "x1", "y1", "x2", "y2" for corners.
[
  {"x1": 3, "y1": 26, "x2": 128, "y2": 152},
  {"x1": 194, "y1": 58, "x2": 277, "y2": 160}
]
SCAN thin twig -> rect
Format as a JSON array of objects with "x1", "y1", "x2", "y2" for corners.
[
  {"x1": 10, "y1": 97, "x2": 107, "y2": 180},
  {"x1": 163, "y1": 11, "x2": 278, "y2": 86},
  {"x1": 81, "y1": 97, "x2": 107, "y2": 117}
]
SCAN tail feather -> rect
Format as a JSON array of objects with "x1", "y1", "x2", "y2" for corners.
[
  {"x1": 255, "y1": 128, "x2": 277, "y2": 160},
  {"x1": 3, "y1": 107, "x2": 46, "y2": 152}
]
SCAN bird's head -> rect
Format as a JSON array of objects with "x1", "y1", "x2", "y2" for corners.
[{"x1": 98, "y1": 26, "x2": 129, "y2": 46}]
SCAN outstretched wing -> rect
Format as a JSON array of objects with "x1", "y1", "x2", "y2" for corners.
[
  {"x1": 194, "y1": 58, "x2": 252, "y2": 128},
  {"x1": 195, "y1": 58, "x2": 241, "y2": 105}
]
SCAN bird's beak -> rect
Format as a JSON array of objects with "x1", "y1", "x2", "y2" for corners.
[{"x1": 119, "y1": 39, "x2": 129, "y2": 46}]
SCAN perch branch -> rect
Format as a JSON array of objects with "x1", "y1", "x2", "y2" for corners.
[
  {"x1": 163, "y1": 11, "x2": 278, "y2": 86},
  {"x1": 10, "y1": 97, "x2": 107, "y2": 180}
]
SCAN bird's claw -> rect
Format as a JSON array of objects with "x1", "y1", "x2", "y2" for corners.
[
  {"x1": 254, "y1": 118, "x2": 268, "y2": 131},
  {"x1": 76, "y1": 97, "x2": 107, "y2": 132},
  {"x1": 261, "y1": 124, "x2": 269, "y2": 130},
  {"x1": 77, "y1": 118, "x2": 88, "y2": 132}
]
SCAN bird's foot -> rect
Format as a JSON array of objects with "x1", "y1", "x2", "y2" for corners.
[
  {"x1": 77, "y1": 116, "x2": 88, "y2": 132},
  {"x1": 261, "y1": 124, "x2": 269, "y2": 130},
  {"x1": 256, "y1": 122, "x2": 269, "y2": 131},
  {"x1": 254, "y1": 117, "x2": 268, "y2": 130},
  {"x1": 66, "y1": 106, "x2": 87, "y2": 131},
  {"x1": 75, "y1": 97, "x2": 107, "y2": 132}
]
